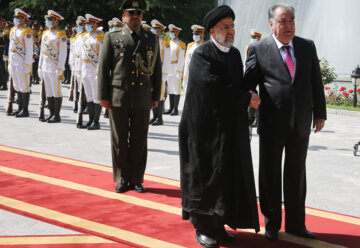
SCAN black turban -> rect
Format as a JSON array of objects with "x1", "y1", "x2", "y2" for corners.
[{"x1": 203, "y1": 5, "x2": 235, "y2": 32}]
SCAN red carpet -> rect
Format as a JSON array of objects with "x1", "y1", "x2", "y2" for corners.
[{"x1": 0, "y1": 145, "x2": 359, "y2": 247}]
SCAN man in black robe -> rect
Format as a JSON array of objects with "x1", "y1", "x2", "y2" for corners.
[{"x1": 179, "y1": 5, "x2": 260, "y2": 248}]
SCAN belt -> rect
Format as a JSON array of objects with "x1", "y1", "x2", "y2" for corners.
[{"x1": 171, "y1": 61, "x2": 178, "y2": 64}]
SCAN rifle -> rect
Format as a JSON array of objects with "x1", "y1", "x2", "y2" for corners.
[
  {"x1": 76, "y1": 83, "x2": 86, "y2": 128},
  {"x1": 73, "y1": 78, "x2": 79, "y2": 113},
  {"x1": 39, "y1": 79, "x2": 46, "y2": 121},
  {"x1": 6, "y1": 77, "x2": 14, "y2": 115},
  {"x1": 69, "y1": 72, "x2": 74, "y2": 101}
]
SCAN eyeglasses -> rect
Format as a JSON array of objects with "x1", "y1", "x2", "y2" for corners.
[{"x1": 128, "y1": 10, "x2": 142, "y2": 16}]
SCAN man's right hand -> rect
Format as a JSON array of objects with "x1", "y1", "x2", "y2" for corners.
[
  {"x1": 249, "y1": 91, "x2": 261, "y2": 109},
  {"x1": 100, "y1": 100, "x2": 112, "y2": 110}
]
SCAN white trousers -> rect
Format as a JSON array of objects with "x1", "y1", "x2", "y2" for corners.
[
  {"x1": 82, "y1": 76, "x2": 99, "y2": 103},
  {"x1": 167, "y1": 74, "x2": 181, "y2": 95},
  {"x1": 43, "y1": 72, "x2": 62, "y2": 97},
  {"x1": 8, "y1": 65, "x2": 30, "y2": 93}
]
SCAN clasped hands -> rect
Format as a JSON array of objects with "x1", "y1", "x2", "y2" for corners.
[{"x1": 249, "y1": 90, "x2": 261, "y2": 109}]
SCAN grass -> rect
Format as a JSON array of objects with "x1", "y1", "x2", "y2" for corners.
[{"x1": 327, "y1": 104, "x2": 360, "y2": 112}]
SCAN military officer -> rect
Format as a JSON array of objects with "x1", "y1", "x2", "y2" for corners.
[
  {"x1": 0, "y1": 18, "x2": 8, "y2": 90},
  {"x1": 98, "y1": 0, "x2": 162, "y2": 193},
  {"x1": 79, "y1": 14, "x2": 103, "y2": 130},
  {"x1": 7, "y1": 9, "x2": 33, "y2": 118},
  {"x1": 164, "y1": 24, "x2": 186, "y2": 116},
  {"x1": 111, "y1": 18, "x2": 124, "y2": 31},
  {"x1": 38, "y1": 10, "x2": 67, "y2": 123},
  {"x1": 149, "y1": 19, "x2": 170, "y2": 126},
  {"x1": 182, "y1": 24, "x2": 205, "y2": 90}
]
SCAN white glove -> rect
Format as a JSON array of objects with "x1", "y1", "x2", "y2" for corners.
[
  {"x1": 3, "y1": 56, "x2": 8, "y2": 62},
  {"x1": 24, "y1": 65, "x2": 31, "y2": 74},
  {"x1": 56, "y1": 68, "x2": 63, "y2": 76}
]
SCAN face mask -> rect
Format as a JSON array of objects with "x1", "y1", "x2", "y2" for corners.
[
  {"x1": 169, "y1": 32, "x2": 175, "y2": 40},
  {"x1": 13, "y1": 18, "x2": 20, "y2": 26},
  {"x1": 85, "y1": 24, "x2": 93, "y2": 32},
  {"x1": 76, "y1": 25, "x2": 83, "y2": 33},
  {"x1": 250, "y1": 38, "x2": 257, "y2": 43},
  {"x1": 151, "y1": 28, "x2": 157, "y2": 35},
  {"x1": 45, "y1": 20, "x2": 53, "y2": 29},
  {"x1": 193, "y1": 35, "x2": 201, "y2": 42},
  {"x1": 112, "y1": 26, "x2": 119, "y2": 31}
]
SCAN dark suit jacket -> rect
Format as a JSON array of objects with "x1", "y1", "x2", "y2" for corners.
[{"x1": 244, "y1": 35, "x2": 326, "y2": 137}]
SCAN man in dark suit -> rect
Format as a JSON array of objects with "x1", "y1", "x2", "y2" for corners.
[
  {"x1": 244, "y1": 4, "x2": 326, "y2": 241},
  {"x1": 98, "y1": 0, "x2": 162, "y2": 193}
]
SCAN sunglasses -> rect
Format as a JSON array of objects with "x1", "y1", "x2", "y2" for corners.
[{"x1": 128, "y1": 10, "x2": 142, "y2": 16}]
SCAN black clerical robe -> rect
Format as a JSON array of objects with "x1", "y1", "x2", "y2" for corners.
[{"x1": 179, "y1": 40, "x2": 259, "y2": 231}]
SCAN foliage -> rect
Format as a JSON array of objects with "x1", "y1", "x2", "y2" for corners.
[
  {"x1": 1, "y1": 0, "x2": 217, "y2": 42},
  {"x1": 324, "y1": 84, "x2": 360, "y2": 107},
  {"x1": 319, "y1": 57, "x2": 337, "y2": 85}
]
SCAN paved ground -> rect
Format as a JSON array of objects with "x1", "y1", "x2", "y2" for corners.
[{"x1": 0, "y1": 83, "x2": 359, "y2": 236}]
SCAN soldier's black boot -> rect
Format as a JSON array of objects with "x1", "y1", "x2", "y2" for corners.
[
  {"x1": 48, "y1": 97, "x2": 62, "y2": 123},
  {"x1": 152, "y1": 101, "x2": 164, "y2": 126},
  {"x1": 149, "y1": 107, "x2": 158, "y2": 124},
  {"x1": 88, "y1": 103, "x2": 101, "y2": 130},
  {"x1": 42, "y1": 97, "x2": 55, "y2": 122},
  {"x1": 74, "y1": 91, "x2": 79, "y2": 113},
  {"x1": 170, "y1": 94, "x2": 180, "y2": 116},
  {"x1": 9, "y1": 92, "x2": 22, "y2": 116},
  {"x1": 80, "y1": 102, "x2": 94, "y2": 128},
  {"x1": 16, "y1": 92, "x2": 30, "y2": 118},
  {"x1": 164, "y1": 94, "x2": 174, "y2": 114}
]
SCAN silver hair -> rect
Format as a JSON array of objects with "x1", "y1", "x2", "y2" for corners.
[{"x1": 268, "y1": 4, "x2": 295, "y2": 21}]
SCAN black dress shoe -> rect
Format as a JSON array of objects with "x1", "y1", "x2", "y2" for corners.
[
  {"x1": 286, "y1": 228, "x2": 315, "y2": 239},
  {"x1": 265, "y1": 230, "x2": 278, "y2": 241},
  {"x1": 132, "y1": 184, "x2": 146, "y2": 193},
  {"x1": 115, "y1": 181, "x2": 129, "y2": 193},
  {"x1": 195, "y1": 230, "x2": 219, "y2": 248},
  {"x1": 215, "y1": 227, "x2": 235, "y2": 242}
]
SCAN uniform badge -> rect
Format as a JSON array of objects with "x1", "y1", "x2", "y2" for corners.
[
  {"x1": 132, "y1": 1, "x2": 139, "y2": 8},
  {"x1": 62, "y1": 37, "x2": 66, "y2": 42},
  {"x1": 26, "y1": 34, "x2": 31, "y2": 39},
  {"x1": 147, "y1": 50, "x2": 154, "y2": 57},
  {"x1": 115, "y1": 39, "x2": 120, "y2": 48}
]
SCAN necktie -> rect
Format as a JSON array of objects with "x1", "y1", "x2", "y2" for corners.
[
  {"x1": 283, "y1": 45, "x2": 294, "y2": 77},
  {"x1": 131, "y1": 32, "x2": 139, "y2": 44}
]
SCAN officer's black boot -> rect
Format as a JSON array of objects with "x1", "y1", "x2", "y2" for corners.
[
  {"x1": 42, "y1": 97, "x2": 55, "y2": 122},
  {"x1": 48, "y1": 97, "x2": 62, "y2": 123},
  {"x1": 88, "y1": 103, "x2": 101, "y2": 130},
  {"x1": 149, "y1": 107, "x2": 158, "y2": 124},
  {"x1": 104, "y1": 108, "x2": 109, "y2": 118},
  {"x1": 16, "y1": 92, "x2": 30, "y2": 118},
  {"x1": 170, "y1": 94, "x2": 180, "y2": 116},
  {"x1": 152, "y1": 100, "x2": 164, "y2": 126},
  {"x1": 80, "y1": 102, "x2": 94, "y2": 128},
  {"x1": 164, "y1": 94, "x2": 174, "y2": 114},
  {"x1": 9, "y1": 92, "x2": 22, "y2": 116}
]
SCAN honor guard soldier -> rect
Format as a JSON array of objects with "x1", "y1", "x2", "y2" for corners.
[
  {"x1": 164, "y1": 24, "x2": 186, "y2": 116},
  {"x1": 149, "y1": 19, "x2": 170, "y2": 126},
  {"x1": 68, "y1": 26, "x2": 77, "y2": 101},
  {"x1": 246, "y1": 29, "x2": 262, "y2": 128},
  {"x1": 0, "y1": 18, "x2": 8, "y2": 90},
  {"x1": 31, "y1": 21, "x2": 41, "y2": 85},
  {"x1": 7, "y1": 9, "x2": 33, "y2": 117},
  {"x1": 111, "y1": 18, "x2": 124, "y2": 31},
  {"x1": 79, "y1": 14, "x2": 104, "y2": 130},
  {"x1": 98, "y1": 0, "x2": 162, "y2": 193},
  {"x1": 73, "y1": 16, "x2": 86, "y2": 114},
  {"x1": 182, "y1": 24, "x2": 205, "y2": 90},
  {"x1": 142, "y1": 22, "x2": 151, "y2": 31},
  {"x1": 38, "y1": 10, "x2": 67, "y2": 123}
]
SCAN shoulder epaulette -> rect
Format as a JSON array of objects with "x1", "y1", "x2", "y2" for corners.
[
  {"x1": 187, "y1": 42, "x2": 195, "y2": 50},
  {"x1": 21, "y1": 27, "x2": 32, "y2": 36},
  {"x1": 96, "y1": 31, "x2": 104, "y2": 42},
  {"x1": 10, "y1": 27, "x2": 15, "y2": 33},
  {"x1": 56, "y1": 30, "x2": 66, "y2": 38},
  {"x1": 162, "y1": 39, "x2": 170, "y2": 47},
  {"x1": 81, "y1": 32, "x2": 87, "y2": 38},
  {"x1": 179, "y1": 41, "x2": 186, "y2": 49},
  {"x1": 75, "y1": 33, "x2": 80, "y2": 39}
]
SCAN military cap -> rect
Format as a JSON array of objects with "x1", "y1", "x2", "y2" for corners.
[
  {"x1": 120, "y1": 0, "x2": 146, "y2": 11},
  {"x1": 14, "y1": 8, "x2": 31, "y2": 19},
  {"x1": 151, "y1": 19, "x2": 165, "y2": 30},
  {"x1": 76, "y1": 16, "x2": 86, "y2": 25},
  {"x1": 112, "y1": 17, "x2": 124, "y2": 27},
  {"x1": 85, "y1": 14, "x2": 102, "y2": 23},
  {"x1": 168, "y1": 24, "x2": 182, "y2": 32},
  {"x1": 191, "y1": 24, "x2": 205, "y2": 33},
  {"x1": 0, "y1": 18, "x2": 6, "y2": 23},
  {"x1": 142, "y1": 23, "x2": 151, "y2": 31},
  {"x1": 203, "y1": 5, "x2": 235, "y2": 32},
  {"x1": 46, "y1": 10, "x2": 64, "y2": 21},
  {"x1": 97, "y1": 26, "x2": 104, "y2": 31},
  {"x1": 250, "y1": 29, "x2": 262, "y2": 38}
]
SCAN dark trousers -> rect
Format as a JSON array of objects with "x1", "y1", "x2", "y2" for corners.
[
  {"x1": 190, "y1": 213, "x2": 223, "y2": 234},
  {"x1": 259, "y1": 126, "x2": 309, "y2": 231},
  {"x1": 109, "y1": 107, "x2": 150, "y2": 184}
]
